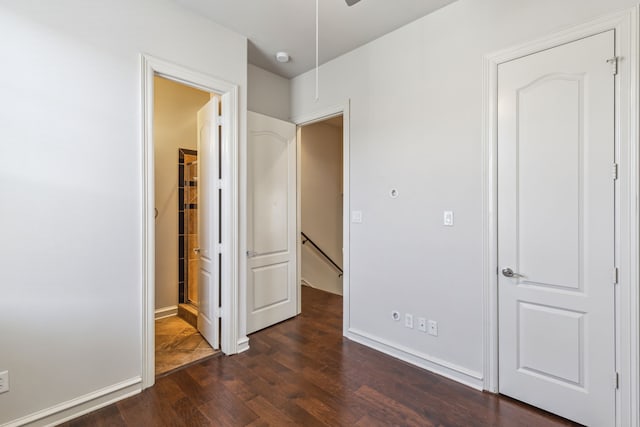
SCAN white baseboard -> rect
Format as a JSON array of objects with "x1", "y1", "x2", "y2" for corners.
[
  {"x1": 155, "y1": 305, "x2": 178, "y2": 319},
  {"x1": 2, "y1": 377, "x2": 141, "y2": 427},
  {"x1": 301, "y1": 277, "x2": 342, "y2": 296},
  {"x1": 345, "y1": 328, "x2": 484, "y2": 391},
  {"x1": 237, "y1": 336, "x2": 250, "y2": 354}
]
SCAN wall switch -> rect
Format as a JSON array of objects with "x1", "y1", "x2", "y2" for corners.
[
  {"x1": 405, "y1": 313, "x2": 414, "y2": 329},
  {"x1": 0, "y1": 371, "x2": 9, "y2": 394},
  {"x1": 391, "y1": 310, "x2": 400, "y2": 321},
  {"x1": 428, "y1": 320, "x2": 438, "y2": 336},
  {"x1": 351, "y1": 210, "x2": 363, "y2": 223},
  {"x1": 443, "y1": 211, "x2": 454, "y2": 226},
  {"x1": 418, "y1": 317, "x2": 427, "y2": 332}
]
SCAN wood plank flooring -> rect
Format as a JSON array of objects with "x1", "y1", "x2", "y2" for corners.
[{"x1": 62, "y1": 287, "x2": 580, "y2": 426}]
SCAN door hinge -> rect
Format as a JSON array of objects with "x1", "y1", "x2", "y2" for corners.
[
  {"x1": 612, "y1": 163, "x2": 619, "y2": 180},
  {"x1": 607, "y1": 57, "x2": 619, "y2": 75},
  {"x1": 615, "y1": 372, "x2": 620, "y2": 389},
  {"x1": 216, "y1": 115, "x2": 223, "y2": 126},
  {"x1": 216, "y1": 179, "x2": 223, "y2": 190},
  {"x1": 216, "y1": 307, "x2": 223, "y2": 319},
  {"x1": 613, "y1": 267, "x2": 619, "y2": 285},
  {"x1": 216, "y1": 243, "x2": 223, "y2": 254}
]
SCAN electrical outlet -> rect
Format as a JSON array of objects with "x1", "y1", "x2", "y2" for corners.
[
  {"x1": 405, "y1": 313, "x2": 414, "y2": 329},
  {"x1": 391, "y1": 310, "x2": 400, "y2": 321},
  {"x1": 418, "y1": 317, "x2": 427, "y2": 332},
  {"x1": 428, "y1": 320, "x2": 438, "y2": 336},
  {"x1": 0, "y1": 371, "x2": 9, "y2": 394}
]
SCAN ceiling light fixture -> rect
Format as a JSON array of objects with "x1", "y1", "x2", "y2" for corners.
[{"x1": 276, "y1": 51, "x2": 290, "y2": 63}]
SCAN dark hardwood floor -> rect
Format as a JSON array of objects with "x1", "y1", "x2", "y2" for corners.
[{"x1": 61, "y1": 286, "x2": 579, "y2": 426}]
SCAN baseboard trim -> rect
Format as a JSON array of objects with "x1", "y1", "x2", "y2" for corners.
[
  {"x1": 237, "y1": 336, "x2": 250, "y2": 354},
  {"x1": 2, "y1": 377, "x2": 141, "y2": 427},
  {"x1": 346, "y1": 328, "x2": 484, "y2": 390},
  {"x1": 155, "y1": 305, "x2": 178, "y2": 319},
  {"x1": 301, "y1": 277, "x2": 342, "y2": 296}
]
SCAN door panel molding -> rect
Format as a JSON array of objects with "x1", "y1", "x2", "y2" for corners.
[
  {"x1": 196, "y1": 97, "x2": 221, "y2": 349},
  {"x1": 482, "y1": 7, "x2": 639, "y2": 426},
  {"x1": 246, "y1": 111, "x2": 297, "y2": 334}
]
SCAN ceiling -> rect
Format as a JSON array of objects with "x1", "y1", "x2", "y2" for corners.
[{"x1": 174, "y1": 0, "x2": 458, "y2": 79}]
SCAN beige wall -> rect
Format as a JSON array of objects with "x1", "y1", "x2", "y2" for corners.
[
  {"x1": 154, "y1": 76, "x2": 210, "y2": 311},
  {"x1": 248, "y1": 64, "x2": 291, "y2": 121},
  {"x1": 301, "y1": 120, "x2": 343, "y2": 295}
]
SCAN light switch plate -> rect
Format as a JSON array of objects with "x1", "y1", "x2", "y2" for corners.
[
  {"x1": 443, "y1": 211, "x2": 454, "y2": 226},
  {"x1": 352, "y1": 210, "x2": 363, "y2": 223}
]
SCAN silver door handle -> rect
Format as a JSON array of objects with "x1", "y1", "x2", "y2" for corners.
[
  {"x1": 246, "y1": 250, "x2": 258, "y2": 258},
  {"x1": 502, "y1": 268, "x2": 521, "y2": 278}
]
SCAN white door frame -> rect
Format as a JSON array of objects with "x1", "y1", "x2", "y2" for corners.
[
  {"x1": 292, "y1": 101, "x2": 351, "y2": 335},
  {"x1": 482, "y1": 8, "x2": 639, "y2": 425},
  {"x1": 141, "y1": 54, "x2": 240, "y2": 389}
]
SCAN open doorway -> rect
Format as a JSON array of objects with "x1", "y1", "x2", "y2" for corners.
[
  {"x1": 245, "y1": 109, "x2": 349, "y2": 336},
  {"x1": 299, "y1": 115, "x2": 344, "y2": 296},
  {"x1": 142, "y1": 54, "x2": 241, "y2": 390},
  {"x1": 153, "y1": 75, "x2": 218, "y2": 375}
]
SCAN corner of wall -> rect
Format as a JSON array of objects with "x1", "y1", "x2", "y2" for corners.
[{"x1": 247, "y1": 64, "x2": 291, "y2": 121}]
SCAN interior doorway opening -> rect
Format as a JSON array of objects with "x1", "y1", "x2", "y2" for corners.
[
  {"x1": 299, "y1": 115, "x2": 344, "y2": 297},
  {"x1": 244, "y1": 110, "x2": 347, "y2": 335},
  {"x1": 142, "y1": 54, "x2": 241, "y2": 390},
  {"x1": 153, "y1": 75, "x2": 219, "y2": 376}
]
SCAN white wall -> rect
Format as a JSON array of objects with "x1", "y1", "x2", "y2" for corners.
[
  {"x1": 248, "y1": 64, "x2": 291, "y2": 121},
  {"x1": 300, "y1": 121, "x2": 343, "y2": 295},
  {"x1": 0, "y1": 1, "x2": 246, "y2": 424},
  {"x1": 290, "y1": 0, "x2": 638, "y2": 386},
  {"x1": 154, "y1": 76, "x2": 210, "y2": 312}
]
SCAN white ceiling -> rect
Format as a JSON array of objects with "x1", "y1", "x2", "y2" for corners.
[{"x1": 174, "y1": 0, "x2": 458, "y2": 79}]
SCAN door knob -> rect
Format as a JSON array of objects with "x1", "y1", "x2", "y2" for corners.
[
  {"x1": 502, "y1": 268, "x2": 517, "y2": 278},
  {"x1": 193, "y1": 248, "x2": 201, "y2": 254}
]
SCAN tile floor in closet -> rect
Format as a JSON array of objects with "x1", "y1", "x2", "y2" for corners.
[{"x1": 155, "y1": 315, "x2": 218, "y2": 376}]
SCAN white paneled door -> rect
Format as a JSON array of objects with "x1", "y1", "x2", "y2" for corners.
[
  {"x1": 497, "y1": 31, "x2": 616, "y2": 426},
  {"x1": 247, "y1": 112, "x2": 297, "y2": 334},
  {"x1": 196, "y1": 97, "x2": 221, "y2": 350}
]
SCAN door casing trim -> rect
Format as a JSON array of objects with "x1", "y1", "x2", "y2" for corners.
[
  {"x1": 141, "y1": 54, "x2": 240, "y2": 389},
  {"x1": 482, "y1": 7, "x2": 639, "y2": 426}
]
